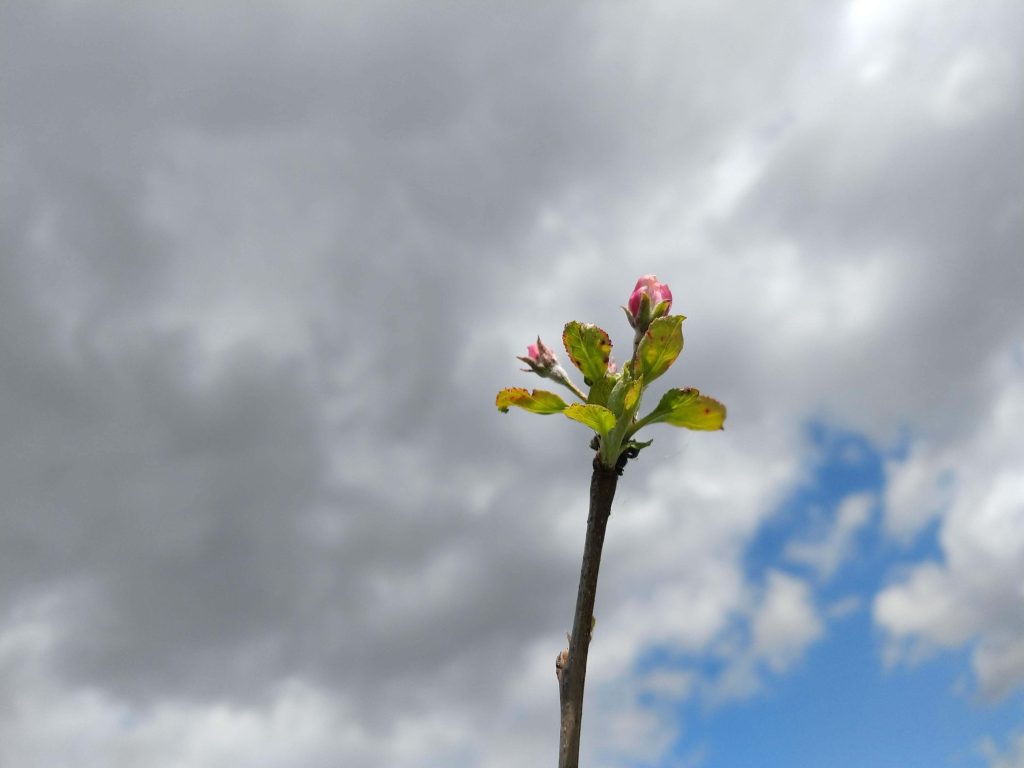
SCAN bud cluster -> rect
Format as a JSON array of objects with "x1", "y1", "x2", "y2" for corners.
[{"x1": 496, "y1": 273, "x2": 725, "y2": 473}]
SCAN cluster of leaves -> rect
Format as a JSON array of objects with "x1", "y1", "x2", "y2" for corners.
[{"x1": 496, "y1": 315, "x2": 726, "y2": 471}]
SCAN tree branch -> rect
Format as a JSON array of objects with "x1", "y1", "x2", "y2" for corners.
[{"x1": 557, "y1": 460, "x2": 619, "y2": 768}]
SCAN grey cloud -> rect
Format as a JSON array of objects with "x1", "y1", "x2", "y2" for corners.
[
  {"x1": 1, "y1": 331, "x2": 325, "y2": 694},
  {"x1": 722, "y1": 3, "x2": 1024, "y2": 436},
  {"x1": 3, "y1": 1, "x2": 1023, "y2": 764}
]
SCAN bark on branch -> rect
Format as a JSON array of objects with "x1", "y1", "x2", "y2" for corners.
[{"x1": 557, "y1": 461, "x2": 619, "y2": 768}]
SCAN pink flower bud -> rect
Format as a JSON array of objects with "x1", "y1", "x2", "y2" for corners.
[
  {"x1": 516, "y1": 335, "x2": 587, "y2": 401},
  {"x1": 518, "y1": 336, "x2": 559, "y2": 374},
  {"x1": 627, "y1": 274, "x2": 672, "y2": 318}
]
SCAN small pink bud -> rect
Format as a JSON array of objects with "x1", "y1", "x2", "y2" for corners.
[
  {"x1": 518, "y1": 336, "x2": 559, "y2": 374},
  {"x1": 627, "y1": 274, "x2": 673, "y2": 318},
  {"x1": 516, "y1": 335, "x2": 586, "y2": 401}
]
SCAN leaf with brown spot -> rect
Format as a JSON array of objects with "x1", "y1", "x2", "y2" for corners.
[
  {"x1": 562, "y1": 321, "x2": 612, "y2": 385},
  {"x1": 640, "y1": 387, "x2": 726, "y2": 430},
  {"x1": 495, "y1": 387, "x2": 568, "y2": 415}
]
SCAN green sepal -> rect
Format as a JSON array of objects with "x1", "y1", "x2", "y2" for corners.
[
  {"x1": 563, "y1": 403, "x2": 617, "y2": 436},
  {"x1": 634, "y1": 315, "x2": 685, "y2": 382},
  {"x1": 652, "y1": 299, "x2": 672, "y2": 318},
  {"x1": 642, "y1": 387, "x2": 726, "y2": 430},
  {"x1": 562, "y1": 321, "x2": 612, "y2": 385},
  {"x1": 495, "y1": 387, "x2": 568, "y2": 415}
]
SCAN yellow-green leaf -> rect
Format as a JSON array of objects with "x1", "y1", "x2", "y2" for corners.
[
  {"x1": 606, "y1": 370, "x2": 643, "y2": 418},
  {"x1": 623, "y1": 376, "x2": 643, "y2": 412},
  {"x1": 587, "y1": 372, "x2": 619, "y2": 408},
  {"x1": 563, "y1": 403, "x2": 617, "y2": 436},
  {"x1": 562, "y1": 321, "x2": 612, "y2": 384},
  {"x1": 646, "y1": 387, "x2": 726, "y2": 430},
  {"x1": 495, "y1": 387, "x2": 568, "y2": 415},
  {"x1": 634, "y1": 315, "x2": 684, "y2": 382}
]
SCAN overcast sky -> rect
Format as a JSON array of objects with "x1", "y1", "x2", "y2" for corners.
[{"x1": 2, "y1": 1, "x2": 1023, "y2": 766}]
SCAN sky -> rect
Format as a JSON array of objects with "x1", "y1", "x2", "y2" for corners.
[{"x1": 1, "y1": 1, "x2": 1023, "y2": 767}]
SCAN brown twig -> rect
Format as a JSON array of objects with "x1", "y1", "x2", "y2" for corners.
[{"x1": 557, "y1": 460, "x2": 619, "y2": 768}]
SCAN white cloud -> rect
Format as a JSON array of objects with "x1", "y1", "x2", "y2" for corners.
[
  {"x1": 696, "y1": 570, "x2": 825, "y2": 706},
  {"x1": 588, "y1": 691, "x2": 679, "y2": 768},
  {"x1": 884, "y1": 442, "x2": 954, "y2": 541},
  {"x1": 786, "y1": 491, "x2": 874, "y2": 579},
  {"x1": 588, "y1": 416, "x2": 802, "y2": 666},
  {"x1": 0, "y1": 598, "x2": 553, "y2": 768},
  {"x1": 561, "y1": 418, "x2": 808, "y2": 763},
  {"x1": 932, "y1": 48, "x2": 1015, "y2": 126},
  {"x1": 580, "y1": 561, "x2": 825, "y2": 765},
  {"x1": 751, "y1": 571, "x2": 824, "y2": 673},
  {"x1": 981, "y1": 730, "x2": 1024, "y2": 768},
  {"x1": 875, "y1": 356, "x2": 1024, "y2": 699}
]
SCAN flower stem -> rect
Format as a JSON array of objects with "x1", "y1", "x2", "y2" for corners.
[
  {"x1": 557, "y1": 461, "x2": 619, "y2": 768},
  {"x1": 631, "y1": 325, "x2": 644, "y2": 366},
  {"x1": 551, "y1": 368, "x2": 588, "y2": 402}
]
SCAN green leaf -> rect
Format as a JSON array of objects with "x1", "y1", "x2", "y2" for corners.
[
  {"x1": 606, "y1": 370, "x2": 643, "y2": 418},
  {"x1": 644, "y1": 387, "x2": 726, "y2": 430},
  {"x1": 634, "y1": 315, "x2": 685, "y2": 382},
  {"x1": 623, "y1": 376, "x2": 643, "y2": 412},
  {"x1": 562, "y1": 322, "x2": 612, "y2": 384},
  {"x1": 495, "y1": 387, "x2": 568, "y2": 415},
  {"x1": 587, "y1": 372, "x2": 619, "y2": 408},
  {"x1": 563, "y1": 403, "x2": 616, "y2": 436}
]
